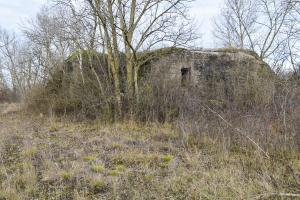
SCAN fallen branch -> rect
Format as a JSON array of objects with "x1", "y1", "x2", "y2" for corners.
[
  {"x1": 203, "y1": 105, "x2": 270, "y2": 159},
  {"x1": 252, "y1": 192, "x2": 300, "y2": 199}
]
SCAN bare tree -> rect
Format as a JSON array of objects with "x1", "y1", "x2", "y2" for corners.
[
  {"x1": 214, "y1": 0, "x2": 257, "y2": 49},
  {"x1": 51, "y1": 0, "x2": 196, "y2": 116},
  {"x1": 214, "y1": 0, "x2": 297, "y2": 63},
  {"x1": 23, "y1": 7, "x2": 72, "y2": 80},
  {"x1": 0, "y1": 29, "x2": 23, "y2": 94},
  {"x1": 83, "y1": 0, "x2": 196, "y2": 115},
  {"x1": 116, "y1": 0, "x2": 196, "y2": 96},
  {"x1": 0, "y1": 62, "x2": 6, "y2": 89},
  {"x1": 0, "y1": 28, "x2": 44, "y2": 98},
  {"x1": 256, "y1": 0, "x2": 294, "y2": 60},
  {"x1": 284, "y1": 0, "x2": 300, "y2": 76}
]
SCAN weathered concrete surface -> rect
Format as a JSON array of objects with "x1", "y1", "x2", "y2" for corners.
[{"x1": 150, "y1": 48, "x2": 275, "y2": 106}]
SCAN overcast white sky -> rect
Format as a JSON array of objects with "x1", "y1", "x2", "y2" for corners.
[{"x1": 0, "y1": 0, "x2": 224, "y2": 48}]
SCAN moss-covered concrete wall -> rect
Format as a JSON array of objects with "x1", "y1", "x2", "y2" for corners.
[{"x1": 150, "y1": 48, "x2": 275, "y2": 107}]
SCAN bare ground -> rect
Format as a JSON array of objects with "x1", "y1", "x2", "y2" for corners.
[{"x1": 0, "y1": 106, "x2": 299, "y2": 199}]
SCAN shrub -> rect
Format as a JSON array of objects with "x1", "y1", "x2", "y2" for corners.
[{"x1": 0, "y1": 88, "x2": 18, "y2": 103}]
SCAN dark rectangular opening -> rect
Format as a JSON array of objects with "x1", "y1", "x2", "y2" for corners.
[{"x1": 181, "y1": 67, "x2": 191, "y2": 86}]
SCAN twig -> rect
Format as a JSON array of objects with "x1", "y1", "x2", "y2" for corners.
[
  {"x1": 203, "y1": 105, "x2": 270, "y2": 159},
  {"x1": 252, "y1": 192, "x2": 300, "y2": 199}
]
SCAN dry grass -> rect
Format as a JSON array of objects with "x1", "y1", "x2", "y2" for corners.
[
  {"x1": 0, "y1": 109, "x2": 299, "y2": 199},
  {"x1": 0, "y1": 103, "x2": 21, "y2": 115}
]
